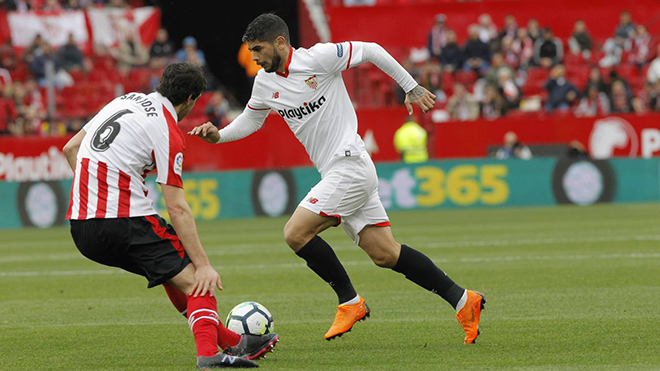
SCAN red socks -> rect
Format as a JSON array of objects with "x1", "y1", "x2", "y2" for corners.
[
  {"x1": 218, "y1": 321, "x2": 241, "y2": 349},
  {"x1": 187, "y1": 294, "x2": 220, "y2": 357},
  {"x1": 171, "y1": 286, "x2": 241, "y2": 354},
  {"x1": 163, "y1": 282, "x2": 188, "y2": 317}
]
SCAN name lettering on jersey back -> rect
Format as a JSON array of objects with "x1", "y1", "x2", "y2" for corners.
[
  {"x1": 277, "y1": 95, "x2": 326, "y2": 120},
  {"x1": 120, "y1": 93, "x2": 159, "y2": 117}
]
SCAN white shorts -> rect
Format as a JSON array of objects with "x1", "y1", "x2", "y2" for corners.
[{"x1": 299, "y1": 152, "x2": 390, "y2": 244}]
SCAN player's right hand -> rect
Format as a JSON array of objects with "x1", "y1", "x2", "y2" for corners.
[
  {"x1": 188, "y1": 122, "x2": 221, "y2": 144},
  {"x1": 192, "y1": 264, "x2": 223, "y2": 297}
]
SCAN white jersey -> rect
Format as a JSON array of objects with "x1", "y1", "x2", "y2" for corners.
[
  {"x1": 219, "y1": 41, "x2": 418, "y2": 175},
  {"x1": 67, "y1": 92, "x2": 184, "y2": 220}
]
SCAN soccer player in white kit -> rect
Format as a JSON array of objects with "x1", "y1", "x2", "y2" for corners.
[{"x1": 190, "y1": 14, "x2": 486, "y2": 344}]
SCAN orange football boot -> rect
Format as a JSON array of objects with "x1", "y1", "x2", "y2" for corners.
[
  {"x1": 455, "y1": 290, "x2": 486, "y2": 344},
  {"x1": 324, "y1": 296, "x2": 370, "y2": 340}
]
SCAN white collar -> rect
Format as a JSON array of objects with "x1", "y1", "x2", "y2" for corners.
[{"x1": 148, "y1": 91, "x2": 178, "y2": 122}]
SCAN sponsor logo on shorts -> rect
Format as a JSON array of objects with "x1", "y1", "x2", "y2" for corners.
[{"x1": 307, "y1": 197, "x2": 319, "y2": 204}]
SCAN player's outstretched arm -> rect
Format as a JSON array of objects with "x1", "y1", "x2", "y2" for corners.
[
  {"x1": 188, "y1": 122, "x2": 220, "y2": 144},
  {"x1": 188, "y1": 107, "x2": 268, "y2": 144},
  {"x1": 405, "y1": 85, "x2": 437, "y2": 114},
  {"x1": 161, "y1": 183, "x2": 222, "y2": 297}
]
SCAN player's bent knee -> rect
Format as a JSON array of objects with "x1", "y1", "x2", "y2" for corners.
[
  {"x1": 369, "y1": 251, "x2": 399, "y2": 268},
  {"x1": 168, "y1": 263, "x2": 196, "y2": 295},
  {"x1": 283, "y1": 224, "x2": 308, "y2": 251}
]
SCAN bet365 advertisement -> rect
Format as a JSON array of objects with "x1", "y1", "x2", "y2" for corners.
[{"x1": 1, "y1": 158, "x2": 658, "y2": 229}]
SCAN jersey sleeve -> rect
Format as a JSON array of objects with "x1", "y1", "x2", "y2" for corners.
[
  {"x1": 153, "y1": 106, "x2": 185, "y2": 188},
  {"x1": 310, "y1": 41, "x2": 364, "y2": 74}
]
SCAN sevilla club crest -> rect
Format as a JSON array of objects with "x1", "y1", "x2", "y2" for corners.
[{"x1": 305, "y1": 75, "x2": 318, "y2": 90}]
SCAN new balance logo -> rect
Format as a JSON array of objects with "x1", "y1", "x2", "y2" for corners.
[
  {"x1": 222, "y1": 354, "x2": 236, "y2": 365},
  {"x1": 272, "y1": 91, "x2": 279, "y2": 99},
  {"x1": 308, "y1": 197, "x2": 319, "y2": 204}
]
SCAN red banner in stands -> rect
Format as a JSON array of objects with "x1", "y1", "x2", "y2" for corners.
[
  {"x1": 326, "y1": 0, "x2": 660, "y2": 48},
  {"x1": 433, "y1": 113, "x2": 660, "y2": 159}
]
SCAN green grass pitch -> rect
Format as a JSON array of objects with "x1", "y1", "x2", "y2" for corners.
[{"x1": 1, "y1": 203, "x2": 659, "y2": 370}]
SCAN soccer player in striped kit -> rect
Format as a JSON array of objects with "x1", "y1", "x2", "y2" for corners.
[
  {"x1": 64, "y1": 62, "x2": 278, "y2": 369},
  {"x1": 190, "y1": 14, "x2": 486, "y2": 345}
]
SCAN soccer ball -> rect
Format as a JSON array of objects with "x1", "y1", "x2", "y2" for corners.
[{"x1": 225, "y1": 301, "x2": 274, "y2": 335}]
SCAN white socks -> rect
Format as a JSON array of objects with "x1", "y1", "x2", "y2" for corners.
[
  {"x1": 341, "y1": 294, "x2": 361, "y2": 305},
  {"x1": 455, "y1": 290, "x2": 468, "y2": 312}
]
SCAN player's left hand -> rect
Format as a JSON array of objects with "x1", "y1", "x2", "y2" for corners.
[
  {"x1": 188, "y1": 122, "x2": 220, "y2": 144},
  {"x1": 191, "y1": 264, "x2": 223, "y2": 297},
  {"x1": 404, "y1": 85, "x2": 436, "y2": 114}
]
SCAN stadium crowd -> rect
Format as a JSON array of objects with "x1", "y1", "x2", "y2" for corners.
[
  {"x1": 0, "y1": 0, "x2": 235, "y2": 137},
  {"x1": 399, "y1": 10, "x2": 660, "y2": 121},
  {"x1": 1, "y1": 2, "x2": 659, "y2": 137}
]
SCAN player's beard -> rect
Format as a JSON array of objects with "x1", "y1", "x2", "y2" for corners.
[{"x1": 264, "y1": 53, "x2": 282, "y2": 73}]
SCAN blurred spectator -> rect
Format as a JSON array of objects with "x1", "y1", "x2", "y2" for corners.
[
  {"x1": 1, "y1": 0, "x2": 31, "y2": 11},
  {"x1": 609, "y1": 79, "x2": 633, "y2": 113},
  {"x1": 614, "y1": 10, "x2": 636, "y2": 39},
  {"x1": 534, "y1": 28, "x2": 563, "y2": 68},
  {"x1": 544, "y1": 64, "x2": 579, "y2": 111},
  {"x1": 176, "y1": 36, "x2": 207, "y2": 66},
  {"x1": 107, "y1": 0, "x2": 127, "y2": 8},
  {"x1": 238, "y1": 42, "x2": 261, "y2": 85},
  {"x1": 41, "y1": 0, "x2": 62, "y2": 12},
  {"x1": 480, "y1": 84, "x2": 507, "y2": 119},
  {"x1": 526, "y1": 19, "x2": 543, "y2": 43},
  {"x1": 428, "y1": 13, "x2": 450, "y2": 62},
  {"x1": 646, "y1": 80, "x2": 660, "y2": 111},
  {"x1": 446, "y1": 83, "x2": 479, "y2": 120},
  {"x1": 29, "y1": 43, "x2": 74, "y2": 88},
  {"x1": 0, "y1": 40, "x2": 16, "y2": 71},
  {"x1": 575, "y1": 85, "x2": 610, "y2": 117},
  {"x1": 500, "y1": 36, "x2": 519, "y2": 69},
  {"x1": 599, "y1": 35, "x2": 630, "y2": 67},
  {"x1": 608, "y1": 70, "x2": 632, "y2": 97},
  {"x1": 583, "y1": 67, "x2": 608, "y2": 95},
  {"x1": 149, "y1": 28, "x2": 176, "y2": 69},
  {"x1": 63, "y1": 0, "x2": 82, "y2": 10},
  {"x1": 628, "y1": 25, "x2": 651, "y2": 67},
  {"x1": 0, "y1": 86, "x2": 18, "y2": 134},
  {"x1": 477, "y1": 13, "x2": 498, "y2": 47},
  {"x1": 205, "y1": 90, "x2": 231, "y2": 128},
  {"x1": 58, "y1": 33, "x2": 83, "y2": 71},
  {"x1": 22, "y1": 34, "x2": 46, "y2": 65},
  {"x1": 393, "y1": 115, "x2": 428, "y2": 163},
  {"x1": 499, "y1": 14, "x2": 518, "y2": 41},
  {"x1": 111, "y1": 31, "x2": 149, "y2": 67},
  {"x1": 568, "y1": 20, "x2": 593, "y2": 61},
  {"x1": 495, "y1": 131, "x2": 532, "y2": 159},
  {"x1": 497, "y1": 68, "x2": 523, "y2": 109},
  {"x1": 511, "y1": 27, "x2": 534, "y2": 69},
  {"x1": 440, "y1": 30, "x2": 462, "y2": 72},
  {"x1": 484, "y1": 53, "x2": 514, "y2": 87},
  {"x1": 566, "y1": 140, "x2": 589, "y2": 159},
  {"x1": 463, "y1": 24, "x2": 491, "y2": 73},
  {"x1": 646, "y1": 44, "x2": 660, "y2": 84},
  {"x1": 418, "y1": 60, "x2": 445, "y2": 103}
]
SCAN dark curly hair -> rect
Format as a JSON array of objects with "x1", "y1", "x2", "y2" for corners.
[
  {"x1": 242, "y1": 13, "x2": 290, "y2": 44},
  {"x1": 156, "y1": 62, "x2": 207, "y2": 106}
]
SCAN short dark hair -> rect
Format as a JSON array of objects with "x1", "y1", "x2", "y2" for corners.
[
  {"x1": 156, "y1": 62, "x2": 207, "y2": 106},
  {"x1": 242, "y1": 13, "x2": 290, "y2": 44}
]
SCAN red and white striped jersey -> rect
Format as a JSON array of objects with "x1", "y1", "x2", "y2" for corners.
[{"x1": 66, "y1": 92, "x2": 184, "y2": 220}]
